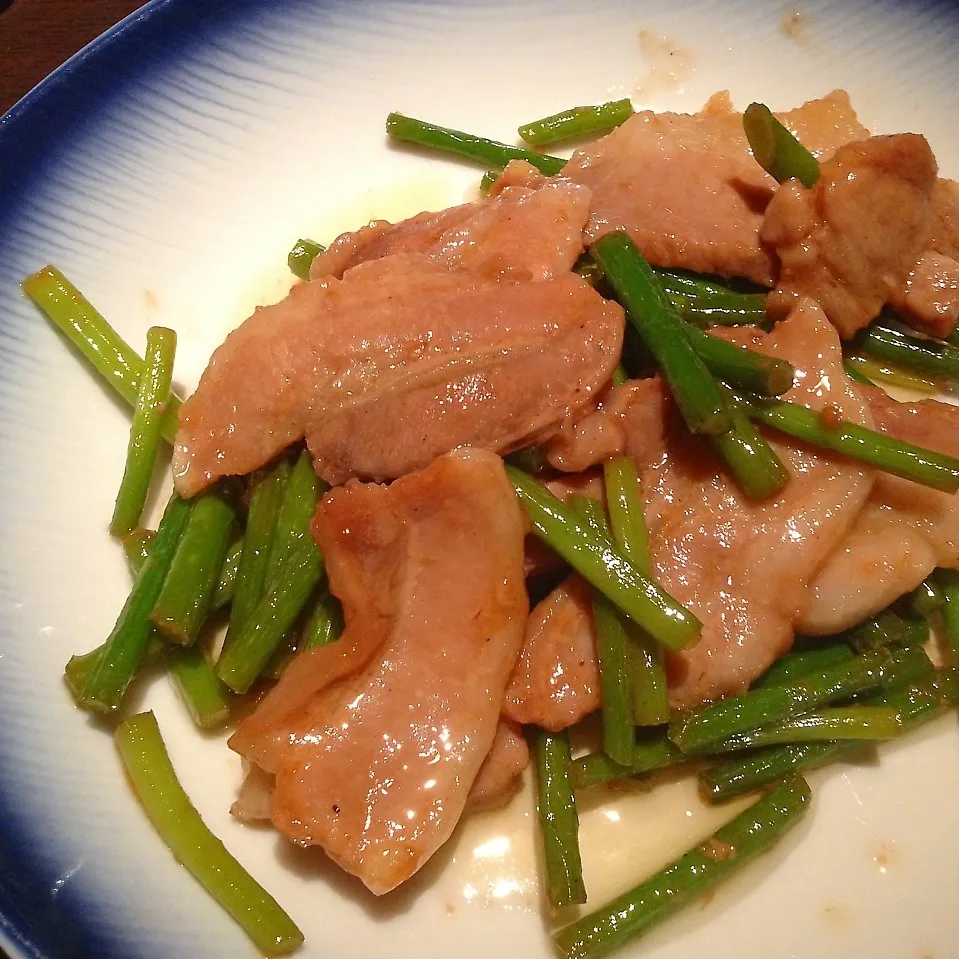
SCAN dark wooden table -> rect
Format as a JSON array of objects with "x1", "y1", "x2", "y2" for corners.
[{"x1": 0, "y1": 0, "x2": 146, "y2": 114}]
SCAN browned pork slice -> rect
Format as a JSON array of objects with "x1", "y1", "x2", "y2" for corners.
[
  {"x1": 889, "y1": 251, "x2": 959, "y2": 339},
  {"x1": 891, "y1": 179, "x2": 959, "y2": 338},
  {"x1": 762, "y1": 134, "x2": 938, "y2": 338},
  {"x1": 305, "y1": 282, "x2": 623, "y2": 483},
  {"x1": 545, "y1": 377, "x2": 671, "y2": 473},
  {"x1": 173, "y1": 257, "x2": 623, "y2": 495},
  {"x1": 558, "y1": 90, "x2": 867, "y2": 285},
  {"x1": 236, "y1": 718, "x2": 531, "y2": 821},
  {"x1": 310, "y1": 178, "x2": 592, "y2": 281},
  {"x1": 508, "y1": 302, "x2": 875, "y2": 710},
  {"x1": 229, "y1": 448, "x2": 528, "y2": 895},
  {"x1": 467, "y1": 719, "x2": 530, "y2": 810},
  {"x1": 800, "y1": 386, "x2": 959, "y2": 635},
  {"x1": 503, "y1": 574, "x2": 601, "y2": 730}
]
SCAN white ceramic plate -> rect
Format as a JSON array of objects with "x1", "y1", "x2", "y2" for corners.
[{"x1": 1, "y1": 1, "x2": 958, "y2": 957}]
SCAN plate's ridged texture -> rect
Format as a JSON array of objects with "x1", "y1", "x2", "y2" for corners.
[{"x1": 0, "y1": 1, "x2": 958, "y2": 957}]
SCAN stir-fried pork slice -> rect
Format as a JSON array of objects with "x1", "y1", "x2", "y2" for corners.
[
  {"x1": 230, "y1": 449, "x2": 528, "y2": 895},
  {"x1": 891, "y1": 178, "x2": 959, "y2": 338},
  {"x1": 889, "y1": 251, "x2": 959, "y2": 339},
  {"x1": 235, "y1": 719, "x2": 531, "y2": 820},
  {"x1": 558, "y1": 90, "x2": 867, "y2": 285},
  {"x1": 503, "y1": 574, "x2": 601, "y2": 730},
  {"x1": 545, "y1": 377, "x2": 670, "y2": 473},
  {"x1": 306, "y1": 283, "x2": 623, "y2": 483},
  {"x1": 310, "y1": 178, "x2": 592, "y2": 281},
  {"x1": 173, "y1": 257, "x2": 623, "y2": 495},
  {"x1": 800, "y1": 386, "x2": 959, "y2": 635},
  {"x1": 466, "y1": 719, "x2": 530, "y2": 810},
  {"x1": 762, "y1": 134, "x2": 938, "y2": 338}
]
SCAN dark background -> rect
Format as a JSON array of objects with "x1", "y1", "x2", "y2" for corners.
[{"x1": 0, "y1": 0, "x2": 145, "y2": 114}]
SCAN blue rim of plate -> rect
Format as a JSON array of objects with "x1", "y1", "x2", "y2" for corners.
[{"x1": 0, "y1": 4, "x2": 283, "y2": 955}]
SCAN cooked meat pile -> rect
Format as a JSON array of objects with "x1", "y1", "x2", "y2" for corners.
[{"x1": 172, "y1": 91, "x2": 959, "y2": 895}]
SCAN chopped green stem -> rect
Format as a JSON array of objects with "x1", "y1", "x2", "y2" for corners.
[
  {"x1": 668, "y1": 650, "x2": 894, "y2": 754},
  {"x1": 553, "y1": 775, "x2": 811, "y2": 959},
  {"x1": 386, "y1": 112, "x2": 565, "y2": 175},
  {"x1": 110, "y1": 327, "x2": 176, "y2": 535},
  {"x1": 603, "y1": 457, "x2": 668, "y2": 725},
  {"x1": 591, "y1": 232, "x2": 732, "y2": 436},
  {"x1": 743, "y1": 102, "x2": 821, "y2": 187},
  {"x1": 714, "y1": 706, "x2": 904, "y2": 752},
  {"x1": 591, "y1": 595, "x2": 638, "y2": 766},
  {"x1": 611, "y1": 363, "x2": 628, "y2": 388},
  {"x1": 709, "y1": 397, "x2": 790, "y2": 500},
  {"x1": 567, "y1": 495, "x2": 634, "y2": 763},
  {"x1": 839, "y1": 609, "x2": 928, "y2": 654},
  {"x1": 908, "y1": 574, "x2": 945, "y2": 618},
  {"x1": 217, "y1": 541, "x2": 325, "y2": 694},
  {"x1": 213, "y1": 538, "x2": 243, "y2": 611},
  {"x1": 507, "y1": 466, "x2": 701, "y2": 651},
  {"x1": 270, "y1": 450, "x2": 327, "y2": 579},
  {"x1": 22, "y1": 266, "x2": 182, "y2": 442},
  {"x1": 853, "y1": 314, "x2": 959, "y2": 383},
  {"x1": 264, "y1": 635, "x2": 301, "y2": 680},
  {"x1": 653, "y1": 269, "x2": 768, "y2": 327},
  {"x1": 752, "y1": 640, "x2": 854, "y2": 689},
  {"x1": 861, "y1": 645, "x2": 934, "y2": 689},
  {"x1": 287, "y1": 238, "x2": 325, "y2": 281},
  {"x1": 151, "y1": 492, "x2": 236, "y2": 645},
  {"x1": 122, "y1": 528, "x2": 155, "y2": 576},
  {"x1": 518, "y1": 98, "x2": 633, "y2": 147},
  {"x1": 571, "y1": 735, "x2": 686, "y2": 790},
  {"x1": 575, "y1": 255, "x2": 767, "y2": 325},
  {"x1": 843, "y1": 359, "x2": 874, "y2": 386},
  {"x1": 627, "y1": 637, "x2": 669, "y2": 727},
  {"x1": 223, "y1": 458, "x2": 292, "y2": 648},
  {"x1": 65, "y1": 634, "x2": 164, "y2": 699},
  {"x1": 701, "y1": 670, "x2": 946, "y2": 801},
  {"x1": 701, "y1": 741, "x2": 859, "y2": 803},
  {"x1": 931, "y1": 666, "x2": 959, "y2": 705},
  {"x1": 115, "y1": 712, "x2": 303, "y2": 955},
  {"x1": 936, "y1": 568, "x2": 959, "y2": 664},
  {"x1": 603, "y1": 457, "x2": 649, "y2": 573},
  {"x1": 844, "y1": 354, "x2": 937, "y2": 394},
  {"x1": 686, "y1": 324, "x2": 794, "y2": 396},
  {"x1": 479, "y1": 170, "x2": 498, "y2": 194},
  {"x1": 76, "y1": 495, "x2": 192, "y2": 713},
  {"x1": 735, "y1": 390, "x2": 959, "y2": 493},
  {"x1": 166, "y1": 646, "x2": 232, "y2": 729},
  {"x1": 877, "y1": 676, "x2": 951, "y2": 729},
  {"x1": 304, "y1": 589, "x2": 345, "y2": 649},
  {"x1": 532, "y1": 727, "x2": 587, "y2": 908}
]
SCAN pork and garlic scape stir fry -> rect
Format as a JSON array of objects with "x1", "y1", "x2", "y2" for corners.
[{"x1": 25, "y1": 89, "x2": 959, "y2": 958}]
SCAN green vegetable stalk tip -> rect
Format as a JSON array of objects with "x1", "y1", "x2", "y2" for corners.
[
  {"x1": 115, "y1": 712, "x2": 302, "y2": 955},
  {"x1": 743, "y1": 102, "x2": 821, "y2": 188},
  {"x1": 386, "y1": 112, "x2": 566, "y2": 175},
  {"x1": 22, "y1": 266, "x2": 182, "y2": 442},
  {"x1": 518, "y1": 98, "x2": 633, "y2": 147}
]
